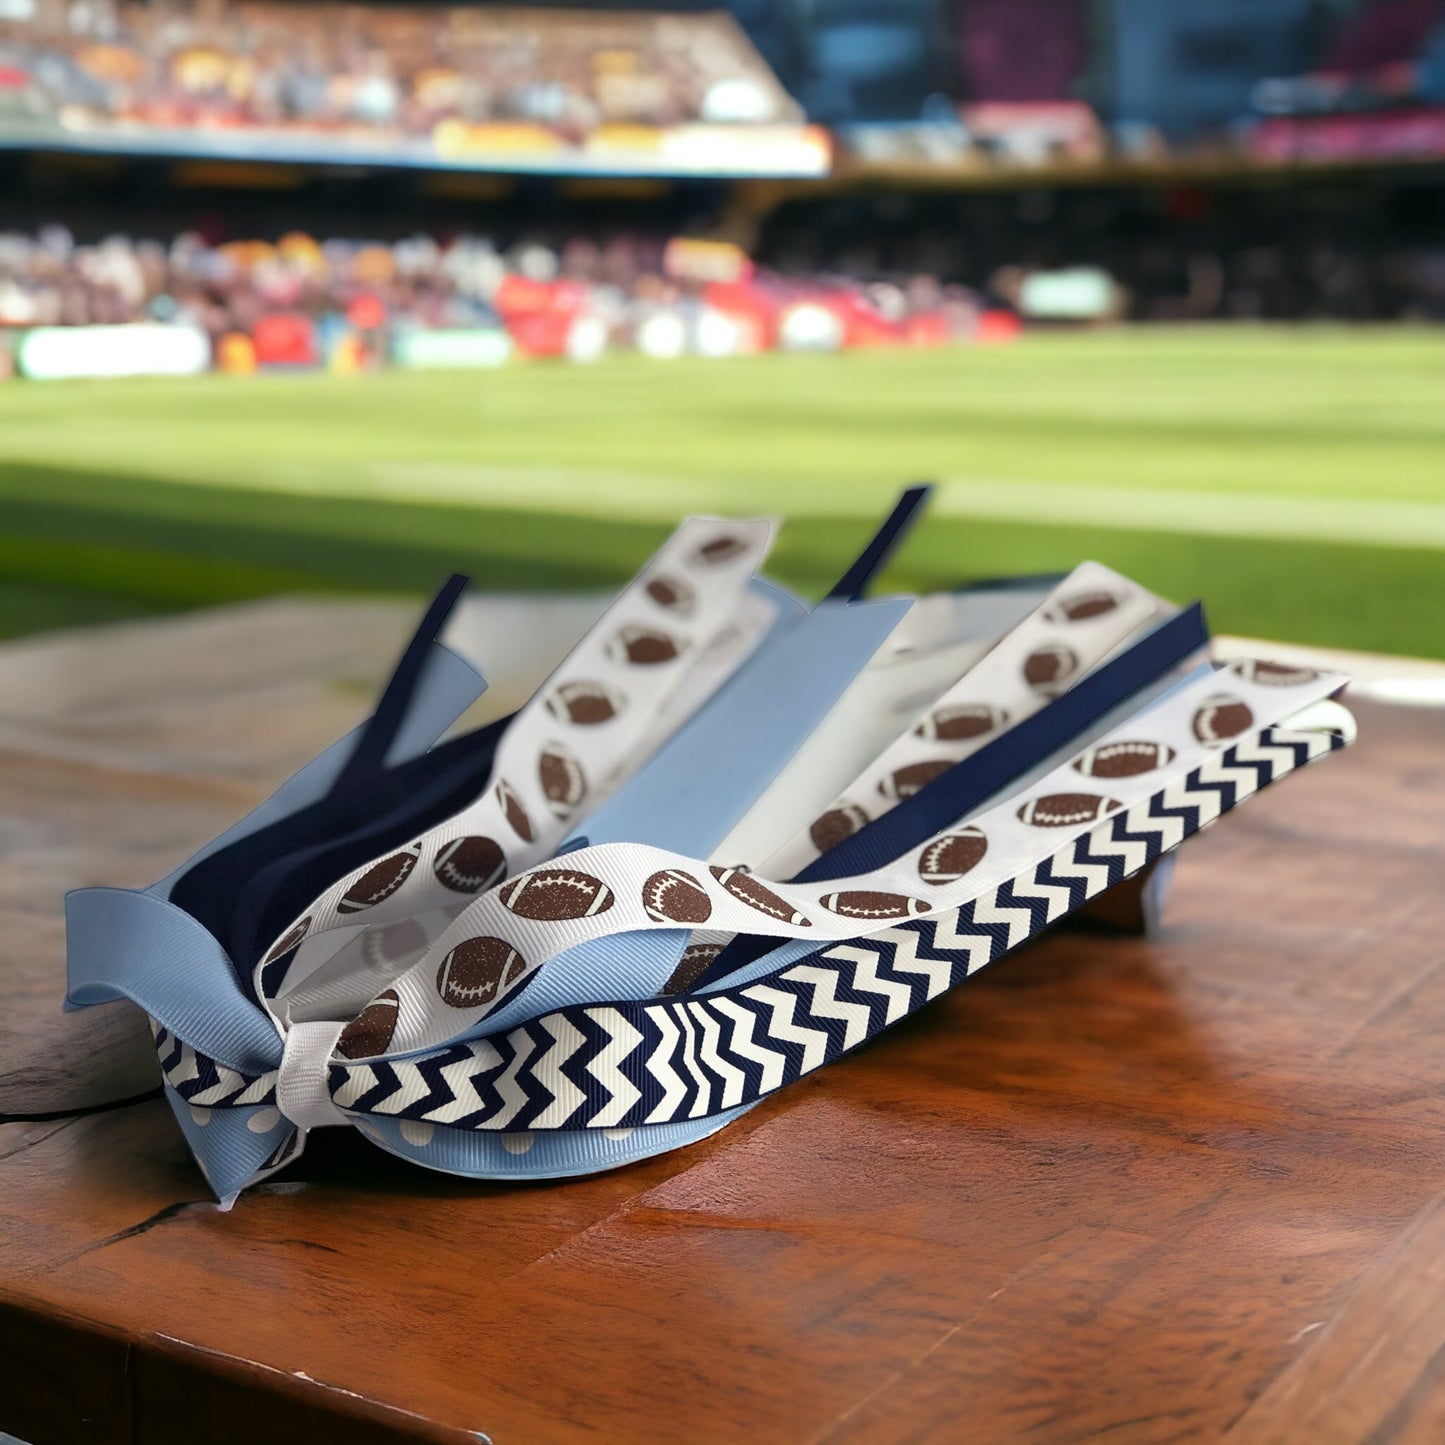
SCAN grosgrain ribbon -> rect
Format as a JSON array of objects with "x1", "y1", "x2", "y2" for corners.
[
  {"x1": 75, "y1": 494, "x2": 943, "y2": 1198},
  {"x1": 255, "y1": 515, "x2": 778, "y2": 1024},
  {"x1": 63, "y1": 490, "x2": 1356, "y2": 1201},
  {"x1": 760, "y1": 560, "x2": 1164, "y2": 878},
  {"x1": 257, "y1": 490, "x2": 946, "y2": 1033},
  {"x1": 332, "y1": 726, "x2": 1349, "y2": 1137},
  {"x1": 159, "y1": 686, "x2": 1350, "y2": 1164},
  {"x1": 149, "y1": 662, "x2": 1353, "y2": 1199},
  {"x1": 64, "y1": 608, "x2": 491, "y2": 1071},
  {"x1": 695, "y1": 597, "x2": 1211, "y2": 991},
  {"x1": 340, "y1": 657, "x2": 1350, "y2": 1059}
]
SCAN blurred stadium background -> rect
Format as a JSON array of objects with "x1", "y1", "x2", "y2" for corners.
[{"x1": 1, "y1": 0, "x2": 1442, "y2": 654}]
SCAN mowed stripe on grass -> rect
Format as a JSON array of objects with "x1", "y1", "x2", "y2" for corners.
[
  {"x1": 4, "y1": 327, "x2": 1445, "y2": 504},
  {"x1": 1, "y1": 327, "x2": 1442, "y2": 653},
  {"x1": 361, "y1": 464, "x2": 1445, "y2": 550}
]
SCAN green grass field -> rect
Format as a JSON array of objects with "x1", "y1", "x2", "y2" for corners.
[{"x1": 3, "y1": 326, "x2": 1444, "y2": 654}]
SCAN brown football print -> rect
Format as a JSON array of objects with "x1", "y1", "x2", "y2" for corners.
[
  {"x1": 360, "y1": 919, "x2": 428, "y2": 971},
  {"x1": 436, "y1": 936, "x2": 526, "y2": 1009},
  {"x1": 662, "y1": 941, "x2": 724, "y2": 995},
  {"x1": 917, "y1": 827, "x2": 988, "y2": 885},
  {"x1": 433, "y1": 835, "x2": 507, "y2": 894},
  {"x1": 820, "y1": 891, "x2": 932, "y2": 920},
  {"x1": 1017, "y1": 792, "x2": 1122, "y2": 827},
  {"x1": 878, "y1": 759, "x2": 953, "y2": 801},
  {"x1": 262, "y1": 916, "x2": 310, "y2": 966},
  {"x1": 692, "y1": 534, "x2": 749, "y2": 567},
  {"x1": 1023, "y1": 643, "x2": 1080, "y2": 696},
  {"x1": 338, "y1": 843, "x2": 420, "y2": 914},
  {"x1": 645, "y1": 574, "x2": 697, "y2": 616},
  {"x1": 336, "y1": 988, "x2": 400, "y2": 1059},
  {"x1": 494, "y1": 778, "x2": 535, "y2": 843},
  {"x1": 710, "y1": 866, "x2": 812, "y2": 926},
  {"x1": 498, "y1": 868, "x2": 615, "y2": 921},
  {"x1": 1236, "y1": 659, "x2": 1320, "y2": 687},
  {"x1": 809, "y1": 803, "x2": 870, "y2": 854},
  {"x1": 545, "y1": 680, "x2": 625, "y2": 726},
  {"x1": 1043, "y1": 589, "x2": 1121, "y2": 624},
  {"x1": 538, "y1": 744, "x2": 587, "y2": 818},
  {"x1": 1073, "y1": 740, "x2": 1177, "y2": 778},
  {"x1": 609, "y1": 625, "x2": 686, "y2": 666},
  {"x1": 642, "y1": 869, "x2": 714, "y2": 925},
  {"x1": 913, "y1": 702, "x2": 1007, "y2": 742},
  {"x1": 1192, "y1": 695, "x2": 1255, "y2": 745}
]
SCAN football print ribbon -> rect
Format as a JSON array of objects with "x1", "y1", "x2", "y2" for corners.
[
  {"x1": 155, "y1": 664, "x2": 1351, "y2": 1197},
  {"x1": 330, "y1": 726, "x2": 1348, "y2": 1138},
  {"x1": 337, "y1": 658, "x2": 1348, "y2": 1060},
  {"x1": 759, "y1": 559, "x2": 1163, "y2": 878},
  {"x1": 254, "y1": 516, "x2": 777, "y2": 1023},
  {"x1": 61, "y1": 484, "x2": 1356, "y2": 1201},
  {"x1": 68, "y1": 495, "x2": 949, "y2": 1200}
]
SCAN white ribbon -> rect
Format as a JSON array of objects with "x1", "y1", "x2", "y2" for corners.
[
  {"x1": 758, "y1": 560, "x2": 1165, "y2": 877},
  {"x1": 276, "y1": 1019, "x2": 350, "y2": 1131},
  {"x1": 256, "y1": 515, "x2": 777, "y2": 1024},
  {"x1": 348, "y1": 656, "x2": 1348, "y2": 1059}
]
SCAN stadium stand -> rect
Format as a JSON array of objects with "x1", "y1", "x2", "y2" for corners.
[
  {"x1": 4, "y1": 0, "x2": 1445, "y2": 168},
  {"x1": 1248, "y1": 0, "x2": 1445, "y2": 161},
  {"x1": 0, "y1": 0, "x2": 802, "y2": 127},
  {"x1": 2, "y1": 0, "x2": 1445, "y2": 383},
  {"x1": 5, "y1": 152, "x2": 1445, "y2": 383},
  {"x1": 0, "y1": 1, "x2": 829, "y2": 174},
  {"x1": 0, "y1": 223, "x2": 1010, "y2": 377}
]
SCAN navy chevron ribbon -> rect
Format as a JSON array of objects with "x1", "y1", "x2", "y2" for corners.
[{"x1": 163, "y1": 724, "x2": 1346, "y2": 1132}]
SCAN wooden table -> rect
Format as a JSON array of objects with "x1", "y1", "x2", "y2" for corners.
[{"x1": 4, "y1": 601, "x2": 1445, "y2": 1445}]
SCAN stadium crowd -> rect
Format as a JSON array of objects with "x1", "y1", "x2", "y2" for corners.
[
  {"x1": 0, "y1": 0, "x2": 797, "y2": 141},
  {"x1": 0, "y1": 225, "x2": 1006, "y2": 377},
  {"x1": 759, "y1": 182, "x2": 1445, "y2": 323},
  {"x1": 3, "y1": 189, "x2": 1444, "y2": 376},
  {"x1": 5, "y1": 0, "x2": 1445, "y2": 148}
]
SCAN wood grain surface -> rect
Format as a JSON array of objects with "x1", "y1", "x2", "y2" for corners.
[
  {"x1": 2, "y1": 603, "x2": 1444, "y2": 1444},
  {"x1": 0, "y1": 593, "x2": 585, "y2": 1118}
]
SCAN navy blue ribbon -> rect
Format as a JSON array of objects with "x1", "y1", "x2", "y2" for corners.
[
  {"x1": 827, "y1": 484, "x2": 931, "y2": 600},
  {"x1": 169, "y1": 574, "x2": 517, "y2": 977},
  {"x1": 177, "y1": 488, "x2": 947, "y2": 986},
  {"x1": 697, "y1": 602, "x2": 1209, "y2": 987}
]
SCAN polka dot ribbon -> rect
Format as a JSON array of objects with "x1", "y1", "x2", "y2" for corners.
[{"x1": 156, "y1": 657, "x2": 1351, "y2": 1198}]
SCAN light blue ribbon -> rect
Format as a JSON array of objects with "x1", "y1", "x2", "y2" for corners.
[
  {"x1": 459, "y1": 592, "x2": 912, "y2": 1039},
  {"x1": 65, "y1": 640, "x2": 487, "y2": 1078},
  {"x1": 408, "y1": 656, "x2": 1211, "y2": 1182}
]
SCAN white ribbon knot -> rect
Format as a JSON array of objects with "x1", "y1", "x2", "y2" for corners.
[{"x1": 277, "y1": 1019, "x2": 350, "y2": 1130}]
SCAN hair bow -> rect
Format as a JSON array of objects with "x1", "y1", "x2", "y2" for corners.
[{"x1": 66, "y1": 490, "x2": 1356, "y2": 1203}]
